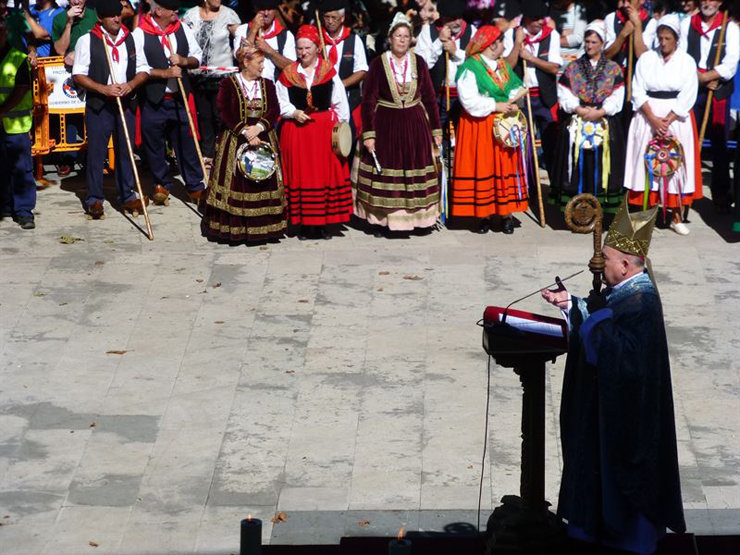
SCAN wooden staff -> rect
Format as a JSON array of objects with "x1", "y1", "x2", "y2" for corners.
[
  {"x1": 101, "y1": 38, "x2": 153, "y2": 240},
  {"x1": 698, "y1": 10, "x2": 729, "y2": 152},
  {"x1": 443, "y1": 50, "x2": 453, "y2": 220},
  {"x1": 522, "y1": 60, "x2": 546, "y2": 227},
  {"x1": 626, "y1": 35, "x2": 634, "y2": 103},
  {"x1": 315, "y1": 9, "x2": 329, "y2": 60},
  {"x1": 164, "y1": 35, "x2": 208, "y2": 180}
]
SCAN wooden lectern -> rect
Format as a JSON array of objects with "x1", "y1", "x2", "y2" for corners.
[{"x1": 481, "y1": 306, "x2": 569, "y2": 554}]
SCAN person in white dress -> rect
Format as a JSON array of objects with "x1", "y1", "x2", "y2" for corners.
[{"x1": 623, "y1": 14, "x2": 699, "y2": 236}]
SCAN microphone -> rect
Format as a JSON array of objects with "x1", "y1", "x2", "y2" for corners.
[{"x1": 501, "y1": 269, "x2": 584, "y2": 324}]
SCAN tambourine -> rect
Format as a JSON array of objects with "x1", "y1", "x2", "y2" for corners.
[
  {"x1": 235, "y1": 141, "x2": 278, "y2": 181},
  {"x1": 644, "y1": 136, "x2": 683, "y2": 177},
  {"x1": 492, "y1": 110, "x2": 528, "y2": 149},
  {"x1": 570, "y1": 116, "x2": 607, "y2": 150},
  {"x1": 332, "y1": 121, "x2": 352, "y2": 158}
]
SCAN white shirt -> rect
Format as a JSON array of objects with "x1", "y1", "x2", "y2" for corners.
[
  {"x1": 557, "y1": 59, "x2": 625, "y2": 116},
  {"x1": 384, "y1": 50, "x2": 413, "y2": 84},
  {"x1": 182, "y1": 6, "x2": 241, "y2": 76},
  {"x1": 132, "y1": 19, "x2": 203, "y2": 94},
  {"x1": 416, "y1": 22, "x2": 477, "y2": 88},
  {"x1": 72, "y1": 29, "x2": 150, "y2": 84},
  {"x1": 233, "y1": 20, "x2": 297, "y2": 81},
  {"x1": 604, "y1": 11, "x2": 657, "y2": 65},
  {"x1": 503, "y1": 27, "x2": 563, "y2": 88},
  {"x1": 234, "y1": 73, "x2": 262, "y2": 101},
  {"x1": 552, "y1": 2, "x2": 587, "y2": 61},
  {"x1": 457, "y1": 54, "x2": 519, "y2": 118},
  {"x1": 678, "y1": 16, "x2": 739, "y2": 81},
  {"x1": 632, "y1": 49, "x2": 698, "y2": 118},
  {"x1": 322, "y1": 29, "x2": 369, "y2": 77},
  {"x1": 275, "y1": 62, "x2": 350, "y2": 122}
]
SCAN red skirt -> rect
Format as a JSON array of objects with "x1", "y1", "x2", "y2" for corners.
[{"x1": 280, "y1": 110, "x2": 352, "y2": 226}]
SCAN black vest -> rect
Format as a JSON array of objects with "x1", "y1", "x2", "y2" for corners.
[
  {"x1": 612, "y1": 13, "x2": 649, "y2": 67},
  {"x1": 513, "y1": 32, "x2": 557, "y2": 109},
  {"x1": 686, "y1": 22, "x2": 734, "y2": 101},
  {"x1": 429, "y1": 24, "x2": 473, "y2": 90},
  {"x1": 273, "y1": 29, "x2": 288, "y2": 81},
  {"x1": 142, "y1": 25, "x2": 190, "y2": 104},
  {"x1": 335, "y1": 32, "x2": 364, "y2": 111},
  {"x1": 86, "y1": 33, "x2": 137, "y2": 112},
  {"x1": 287, "y1": 80, "x2": 333, "y2": 111}
]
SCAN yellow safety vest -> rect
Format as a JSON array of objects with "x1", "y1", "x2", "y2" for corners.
[{"x1": 0, "y1": 48, "x2": 33, "y2": 134}]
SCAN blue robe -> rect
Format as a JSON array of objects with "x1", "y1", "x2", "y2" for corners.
[{"x1": 558, "y1": 272, "x2": 685, "y2": 554}]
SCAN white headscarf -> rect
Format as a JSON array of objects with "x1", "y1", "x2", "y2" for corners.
[
  {"x1": 656, "y1": 13, "x2": 681, "y2": 37},
  {"x1": 584, "y1": 20, "x2": 607, "y2": 44},
  {"x1": 388, "y1": 11, "x2": 413, "y2": 37}
]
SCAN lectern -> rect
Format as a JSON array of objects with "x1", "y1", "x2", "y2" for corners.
[{"x1": 481, "y1": 306, "x2": 568, "y2": 554}]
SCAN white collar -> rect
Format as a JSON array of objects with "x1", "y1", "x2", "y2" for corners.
[{"x1": 612, "y1": 271, "x2": 643, "y2": 290}]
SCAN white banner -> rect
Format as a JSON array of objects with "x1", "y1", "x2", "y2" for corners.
[{"x1": 45, "y1": 64, "x2": 86, "y2": 113}]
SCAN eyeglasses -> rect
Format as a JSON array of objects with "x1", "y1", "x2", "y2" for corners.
[{"x1": 322, "y1": 14, "x2": 343, "y2": 21}]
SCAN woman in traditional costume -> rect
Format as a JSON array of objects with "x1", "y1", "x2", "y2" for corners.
[
  {"x1": 452, "y1": 25, "x2": 528, "y2": 234},
  {"x1": 357, "y1": 12, "x2": 442, "y2": 237},
  {"x1": 200, "y1": 47, "x2": 286, "y2": 244},
  {"x1": 276, "y1": 24, "x2": 352, "y2": 240},
  {"x1": 551, "y1": 21, "x2": 625, "y2": 213},
  {"x1": 624, "y1": 14, "x2": 701, "y2": 236}
]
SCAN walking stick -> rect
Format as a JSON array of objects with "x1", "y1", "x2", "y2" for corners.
[
  {"x1": 165, "y1": 35, "x2": 208, "y2": 180},
  {"x1": 626, "y1": 35, "x2": 634, "y2": 104},
  {"x1": 443, "y1": 50, "x2": 453, "y2": 223},
  {"x1": 522, "y1": 60, "x2": 546, "y2": 227},
  {"x1": 698, "y1": 10, "x2": 729, "y2": 152},
  {"x1": 101, "y1": 38, "x2": 154, "y2": 240},
  {"x1": 315, "y1": 9, "x2": 329, "y2": 60}
]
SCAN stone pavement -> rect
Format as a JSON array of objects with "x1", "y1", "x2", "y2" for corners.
[{"x1": 0, "y1": 171, "x2": 738, "y2": 554}]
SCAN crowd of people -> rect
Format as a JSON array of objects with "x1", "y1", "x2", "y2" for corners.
[{"x1": 0, "y1": 0, "x2": 738, "y2": 238}]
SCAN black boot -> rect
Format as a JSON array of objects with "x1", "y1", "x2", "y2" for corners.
[
  {"x1": 502, "y1": 216, "x2": 514, "y2": 234},
  {"x1": 477, "y1": 219, "x2": 490, "y2": 234}
]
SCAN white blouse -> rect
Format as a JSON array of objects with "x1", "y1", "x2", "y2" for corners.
[
  {"x1": 557, "y1": 59, "x2": 625, "y2": 116},
  {"x1": 275, "y1": 62, "x2": 350, "y2": 122},
  {"x1": 631, "y1": 48, "x2": 698, "y2": 118},
  {"x1": 457, "y1": 54, "x2": 520, "y2": 119},
  {"x1": 235, "y1": 73, "x2": 262, "y2": 100}
]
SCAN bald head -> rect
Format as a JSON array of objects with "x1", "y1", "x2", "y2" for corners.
[{"x1": 602, "y1": 245, "x2": 645, "y2": 287}]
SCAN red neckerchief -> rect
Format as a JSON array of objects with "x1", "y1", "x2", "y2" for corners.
[
  {"x1": 138, "y1": 13, "x2": 182, "y2": 51},
  {"x1": 251, "y1": 19, "x2": 285, "y2": 40},
  {"x1": 92, "y1": 23, "x2": 130, "y2": 63},
  {"x1": 691, "y1": 12, "x2": 723, "y2": 37},
  {"x1": 278, "y1": 59, "x2": 336, "y2": 88},
  {"x1": 523, "y1": 24, "x2": 553, "y2": 46},
  {"x1": 434, "y1": 20, "x2": 469, "y2": 43},
  {"x1": 322, "y1": 26, "x2": 351, "y2": 66},
  {"x1": 616, "y1": 8, "x2": 648, "y2": 24}
]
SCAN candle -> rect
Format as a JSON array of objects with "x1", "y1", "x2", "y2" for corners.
[
  {"x1": 240, "y1": 515, "x2": 262, "y2": 555},
  {"x1": 388, "y1": 538, "x2": 411, "y2": 554}
]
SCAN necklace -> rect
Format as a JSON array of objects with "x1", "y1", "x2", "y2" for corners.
[
  {"x1": 239, "y1": 74, "x2": 260, "y2": 100},
  {"x1": 478, "y1": 56, "x2": 507, "y2": 90},
  {"x1": 389, "y1": 53, "x2": 409, "y2": 96}
]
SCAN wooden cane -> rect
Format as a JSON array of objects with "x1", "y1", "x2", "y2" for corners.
[
  {"x1": 444, "y1": 50, "x2": 453, "y2": 220},
  {"x1": 626, "y1": 35, "x2": 634, "y2": 104},
  {"x1": 165, "y1": 35, "x2": 208, "y2": 180},
  {"x1": 698, "y1": 10, "x2": 729, "y2": 152},
  {"x1": 315, "y1": 9, "x2": 329, "y2": 60},
  {"x1": 522, "y1": 60, "x2": 546, "y2": 227},
  {"x1": 101, "y1": 38, "x2": 154, "y2": 240}
]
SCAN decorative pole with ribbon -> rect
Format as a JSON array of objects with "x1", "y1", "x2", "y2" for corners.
[
  {"x1": 698, "y1": 10, "x2": 729, "y2": 152},
  {"x1": 522, "y1": 60, "x2": 546, "y2": 227}
]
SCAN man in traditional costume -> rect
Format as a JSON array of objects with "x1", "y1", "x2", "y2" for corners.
[
  {"x1": 357, "y1": 12, "x2": 441, "y2": 236},
  {"x1": 679, "y1": 0, "x2": 739, "y2": 214},
  {"x1": 234, "y1": 0, "x2": 295, "y2": 82},
  {"x1": 72, "y1": 0, "x2": 150, "y2": 220},
  {"x1": 319, "y1": 0, "x2": 368, "y2": 146},
  {"x1": 276, "y1": 24, "x2": 351, "y2": 240},
  {"x1": 452, "y1": 25, "x2": 528, "y2": 234},
  {"x1": 132, "y1": 0, "x2": 205, "y2": 206},
  {"x1": 624, "y1": 14, "x2": 700, "y2": 235},
  {"x1": 200, "y1": 46, "x2": 286, "y2": 244},
  {"x1": 542, "y1": 201, "x2": 686, "y2": 554},
  {"x1": 0, "y1": 13, "x2": 36, "y2": 229},
  {"x1": 503, "y1": 0, "x2": 562, "y2": 183},
  {"x1": 551, "y1": 20, "x2": 625, "y2": 213}
]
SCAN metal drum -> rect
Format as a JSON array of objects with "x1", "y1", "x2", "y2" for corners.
[
  {"x1": 235, "y1": 142, "x2": 277, "y2": 181},
  {"x1": 492, "y1": 111, "x2": 528, "y2": 149},
  {"x1": 331, "y1": 121, "x2": 352, "y2": 158}
]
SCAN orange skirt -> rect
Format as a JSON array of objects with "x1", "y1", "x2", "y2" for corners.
[{"x1": 451, "y1": 111, "x2": 529, "y2": 219}]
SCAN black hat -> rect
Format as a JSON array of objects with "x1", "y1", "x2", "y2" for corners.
[
  {"x1": 155, "y1": 0, "x2": 180, "y2": 11},
  {"x1": 437, "y1": 0, "x2": 466, "y2": 19},
  {"x1": 253, "y1": 0, "x2": 280, "y2": 9},
  {"x1": 521, "y1": 0, "x2": 548, "y2": 20},
  {"x1": 319, "y1": 0, "x2": 347, "y2": 13},
  {"x1": 96, "y1": 0, "x2": 122, "y2": 17}
]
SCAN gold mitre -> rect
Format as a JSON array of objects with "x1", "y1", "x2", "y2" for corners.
[{"x1": 604, "y1": 200, "x2": 658, "y2": 257}]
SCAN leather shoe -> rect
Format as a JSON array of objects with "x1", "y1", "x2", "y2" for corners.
[
  {"x1": 87, "y1": 201, "x2": 105, "y2": 219},
  {"x1": 122, "y1": 196, "x2": 150, "y2": 216},
  {"x1": 152, "y1": 185, "x2": 170, "y2": 206},
  {"x1": 477, "y1": 219, "x2": 490, "y2": 234},
  {"x1": 16, "y1": 215, "x2": 35, "y2": 229},
  {"x1": 502, "y1": 217, "x2": 514, "y2": 234},
  {"x1": 188, "y1": 188, "x2": 206, "y2": 202}
]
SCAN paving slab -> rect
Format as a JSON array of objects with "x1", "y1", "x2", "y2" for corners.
[{"x1": 0, "y1": 169, "x2": 738, "y2": 554}]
